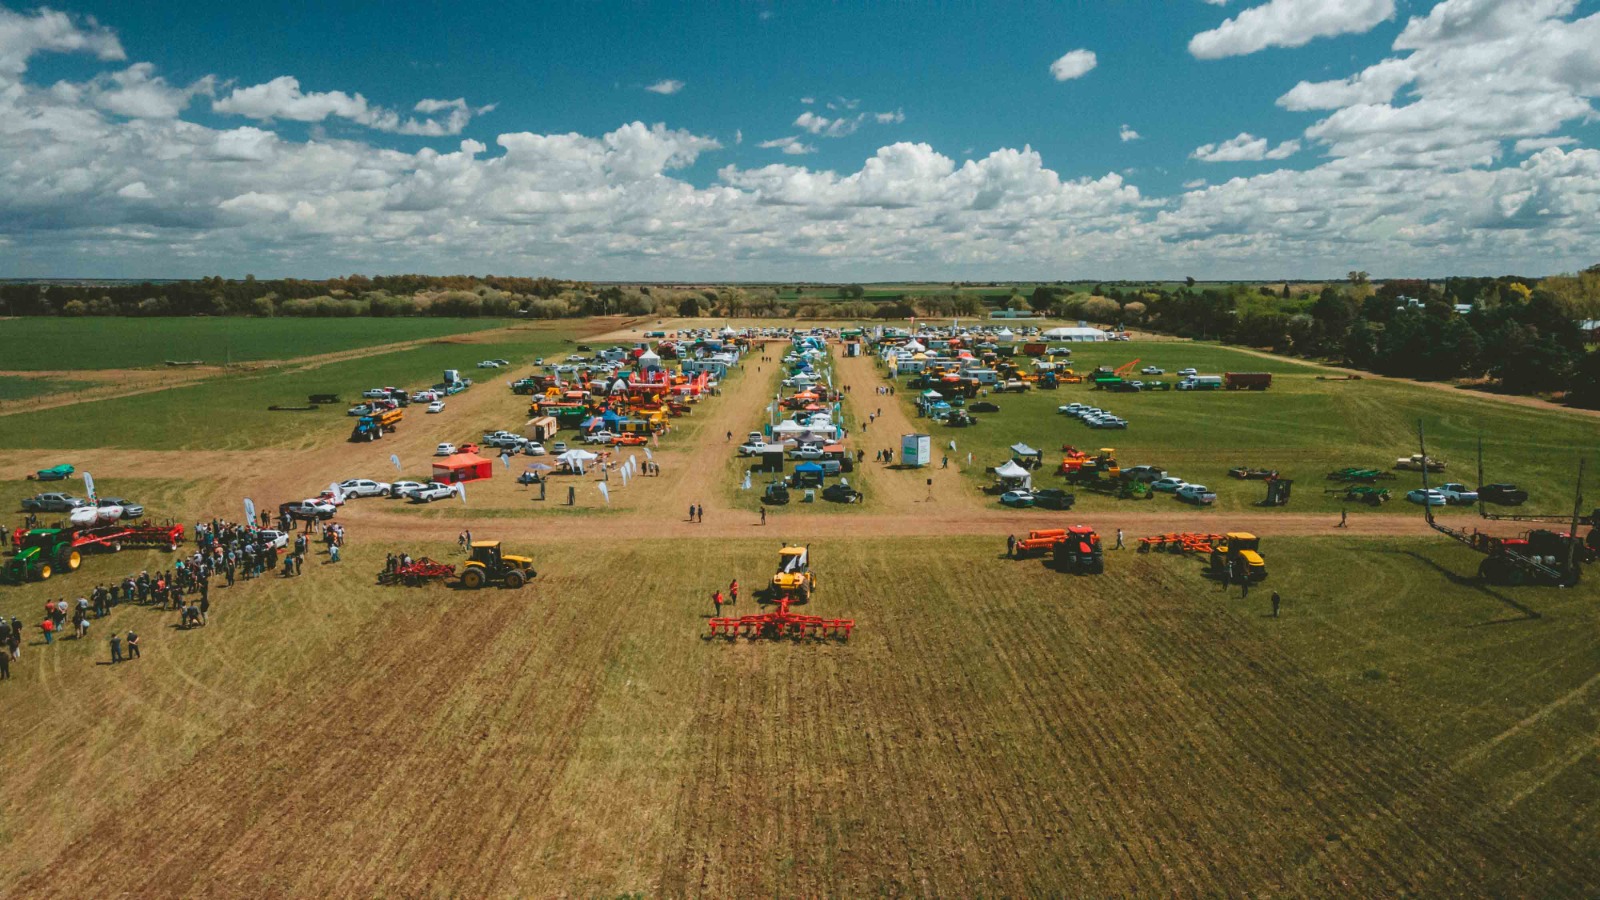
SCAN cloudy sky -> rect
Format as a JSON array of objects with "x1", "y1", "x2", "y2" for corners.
[{"x1": 2, "y1": 0, "x2": 1598, "y2": 280}]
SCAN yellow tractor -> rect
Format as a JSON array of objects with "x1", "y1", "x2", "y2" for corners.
[
  {"x1": 459, "y1": 541, "x2": 537, "y2": 589},
  {"x1": 1209, "y1": 533, "x2": 1267, "y2": 582},
  {"x1": 768, "y1": 544, "x2": 817, "y2": 602}
]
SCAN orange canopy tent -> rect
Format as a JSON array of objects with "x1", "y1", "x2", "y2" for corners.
[{"x1": 433, "y1": 452, "x2": 494, "y2": 483}]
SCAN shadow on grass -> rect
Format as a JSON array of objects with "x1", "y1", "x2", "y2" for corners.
[{"x1": 1393, "y1": 549, "x2": 1542, "y2": 625}]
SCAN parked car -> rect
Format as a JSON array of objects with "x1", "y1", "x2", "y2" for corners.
[
  {"x1": 1407, "y1": 488, "x2": 1448, "y2": 506},
  {"x1": 314, "y1": 490, "x2": 347, "y2": 507},
  {"x1": 1121, "y1": 465, "x2": 1167, "y2": 484},
  {"x1": 1059, "y1": 403, "x2": 1085, "y2": 414},
  {"x1": 551, "y1": 441, "x2": 568, "y2": 453},
  {"x1": 338, "y1": 479, "x2": 392, "y2": 499},
  {"x1": 1175, "y1": 484, "x2": 1215, "y2": 504},
  {"x1": 1478, "y1": 483, "x2": 1529, "y2": 506},
  {"x1": 427, "y1": 400, "x2": 446, "y2": 413},
  {"x1": 583, "y1": 431, "x2": 616, "y2": 445},
  {"x1": 612, "y1": 433, "x2": 649, "y2": 446},
  {"x1": 347, "y1": 404, "x2": 374, "y2": 417},
  {"x1": 409, "y1": 482, "x2": 460, "y2": 503},
  {"x1": 739, "y1": 440, "x2": 773, "y2": 456},
  {"x1": 282, "y1": 499, "x2": 336, "y2": 521},
  {"x1": 411, "y1": 389, "x2": 441, "y2": 403},
  {"x1": 478, "y1": 360, "x2": 503, "y2": 368},
  {"x1": 1150, "y1": 477, "x2": 1187, "y2": 493},
  {"x1": 1033, "y1": 489, "x2": 1075, "y2": 510},
  {"x1": 435, "y1": 443, "x2": 457, "y2": 457},
  {"x1": 1178, "y1": 368, "x2": 1198, "y2": 377},
  {"x1": 362, "y1": 387, "x2": 399, "y2": 399},
  {"x1": 523, "y1": 443, "x2": 547, "y2": 457},
  {"x1": 1436, "y1": 483, "x2": 1479, "y2": 505},
  {"x1": 97, "y1": 497, "x2": 144, "y2": 519},
  {"x1": 258, "y1": 530, "x2": 290, "y2": 549},
  {"x1": 1141, "y1": 366, "x2": 1164, "y2": 375},
  {"x1": 1000, "y1": 490, "x2": 1036, "y2": 508},
  {"x1": 390, "y1": 481, "x2": 427, "y2": 498},
  {"x1": 22, "y1": 492, "x2": 87, "y2": 512},
  {"x1": 790, "y1": 444, "x2": 827, "y2": 460}
]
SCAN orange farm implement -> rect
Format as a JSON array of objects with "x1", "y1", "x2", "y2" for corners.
[
  {"x1": 1138, "y1": 532, "x2": 1226, "y2": 554},
  {"x1": 707, "y1": 595, "x2": 854, "y2": 641},
  {"x1": 379, "y1": 557, "x2": 456, "y2": 586}
]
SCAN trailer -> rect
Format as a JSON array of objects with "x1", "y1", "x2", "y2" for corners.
[
  {"x1": 1224, "y1": 372, "x2": 1273, "y2": 390},
  {"x1": 4, "y1": 522, "x2": 183, "y2": 582}
]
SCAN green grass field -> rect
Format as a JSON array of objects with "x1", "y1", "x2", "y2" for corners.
[
  {"x1": 0, "y1": 317, "x2": 511, "y2": 370},
  {"x1": 0, "y1": 375, "x2": 91, "y2": 401},
  {"x1": 0, "y1": 326, "x2": 579, "y2": 451},
  {"x1": 0, "y1": 534, "x2": 1593, "y2": 894},
  {"x1": 891, "y1": 341, "x2": 1599, "y2": 516}
]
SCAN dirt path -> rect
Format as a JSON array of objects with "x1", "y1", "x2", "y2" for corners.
[{"x1": 835, "y1": 351, "x2": 978, "y2": 514}]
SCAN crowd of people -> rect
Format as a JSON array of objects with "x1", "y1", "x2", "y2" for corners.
[{"x1": 1, "y1": 513, "x2": 347, "y2": 680}]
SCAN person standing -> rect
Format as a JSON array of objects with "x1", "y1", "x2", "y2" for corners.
[
  {"x1": 330, "y1": 543, "x2": 341, "y2": 564},
  {"x1": 712, "y1": 589, "x2": 724, "y2": 616},
  {"x1": 1241, "y1": 578, "x2": 1250, "y2": 600},
  {"x1": 1114, "y1": 529, "x2": 1125, "y2": 550},
  {"x1": 0, "y1": 646, "x2": 9, "y2": 680},
  {"x1": 760, "y1": 507, "x2": 767, "y2": 526},
  {"x1": 1337, "y1": 509, "x2": 1348, "y2": 528},
  {"x1": 1271, "y1": 591, "x2": 1281, "y2": 618},
  {"x1": 729, "y1": 579, "x2": 739, "y2": 606},
  {"x1": 1006, "y1": 534, "x2": 1017, "y2": 558},
  {"x1": 41, "y1": 618, "x2": 54, "y2": 645},
  {"x1": 110, "y1": 633, "x2": 123, "y2": 664},
  {"x1": 8, "y1": 617, "x2": 21, "y2": 660},
  {"x1": 126, "y1": 630, "x2": 140, "y2": 660},
  {"x1": 687, "y1": 504, "x2": 695, "y2": 522}
]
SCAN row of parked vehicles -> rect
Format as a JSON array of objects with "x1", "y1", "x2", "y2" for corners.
[
  {"x1": 22, "y1": 493, "x2": 145, "y2": 518},
  {"x1": 1058, "y1": 402, "x2": 1129, "y2": 429}
]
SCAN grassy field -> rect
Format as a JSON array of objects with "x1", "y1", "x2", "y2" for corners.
[
  {"x1": 0, "y1": 317, "x2": 510, "y2": 370},
  {"x1": 888, "y1": 341, "x2": 1599, "y2": 516},
  {"x1": 0, "y1": 325, "x2": 580, "y2": 451},
  {"x1": 0, "y1": 534, "x2": 1593, "y2": 894},
  {"x1": 0, "y1": 375, "x2": 90, "y2": 401}
]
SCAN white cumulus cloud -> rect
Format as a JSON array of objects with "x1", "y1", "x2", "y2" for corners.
[
  {"x1": 758, "y1": 135, "x2": 815, "y2": 154},
  {"x1": 1119, "y1": 124, "x2": 1142, "y2": 141},
  {"x1": 1189, "y1": 0, "x2": 1395, "y2": 59},
  {"x1": 644, "y1": 79, "x2": 684, "y2": 95},
  {"x1": 213, "y1": 76, "x2": 490, "y2": 135},
  {"x1": 1049, "y1": 49, "x2": 1097, "y2": 81},
  {"x1": 1191, "y1": 132, "x2": 1301, "y2": 162}
]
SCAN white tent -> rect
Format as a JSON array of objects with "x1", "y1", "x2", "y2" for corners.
[
  {"x1": 638, "y1": 349, "x2": 662, "y2": 369},
  {"x1": 1010, "y1": 442, "x2": 1041, "y2": 457},
  {"x1": 558, "y1": 449, "x2": 598, "y2": 463},
  {"x1": 993, "y1": 460, "x2": 1033, "y2": 490},
  {"x1": 1042, "y1": 326, "x2": 1107, "y2": 342},
  {"x1": 772, "y1": 420, "x2": 810, "y2": 435},
  {"x1": 904, "y1": 339, "x2": 926, "y2": 352},
  {"x1": 996, "y1": 328, "x2": 1015, "y2": 342}
]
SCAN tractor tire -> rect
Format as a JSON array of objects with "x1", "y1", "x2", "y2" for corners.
[
  {"x1": 38, "y1": 563, "x2": 53, "y2": 581},
  {"x1": 59, "y1": 549, "x2": 82, "y2": 572},
  {"x1": 460, "y1": 568, "x2": 485, "y2": 589},
  {"x1": 504, "y1": 569, "x2": 527, "y2": 589},
  {"x1": 110, "y1": 541, "x2": 123, "y2": 553}
]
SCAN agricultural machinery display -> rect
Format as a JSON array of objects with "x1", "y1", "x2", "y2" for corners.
[
  {"x1": 378, "y1": 557, "x2": 457, "y2": 586},
  {"x1": 1138, "y1": 531, "x2": 1268, "y2": 581},
  {"x1": 4, "y1": 522, "x2": 184, "y2": 582},
  {"x1": 458, "y1": 541, "x2": 536, "y2": 589},
  {"x1": 767, "y1": 545, "x2": 816, "y2": 602},
  {"x1": 1326, "y1": 467, "x2": 1397, "y2": 484}
]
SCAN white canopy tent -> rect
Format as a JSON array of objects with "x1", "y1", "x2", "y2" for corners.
[{"x1": 993, "y1": 460, "x2": 1033, "y2": 490}]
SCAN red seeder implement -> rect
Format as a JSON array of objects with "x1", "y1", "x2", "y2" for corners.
[
  {"x1": 1138, "y1": 532, "x2": 1225, "y2": 554},
  {"x1": 707, "y1": 595, "x2": 855, "y2": 641},
  {"x1": 379, "y1": 557, "x2": 456, "y2": 586}
]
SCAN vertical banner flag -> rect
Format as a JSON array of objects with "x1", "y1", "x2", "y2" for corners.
[
  {"x1": 742, "y1": 471, "x2": 751, "y2": 490},
  {"x1": 243, "y1": 498, "x2": 256, "y2": 524},
  {"x1": 329, "y1": 482, "x2": 343, "y2": 502},
  {"x1": 457, "y1": 482, "x2": 468, "y2": 505},
  {"x1": 644, "y1": 448, "x2": 653, "y2": 461},
  {"x1": 82, "y1": 472, "x2": 95, "y2": 500},
  {"x1": 949, "y1": 440, "x2": 957, "y2": 451},
  {"x1": 390, "y1": 453, "x2": 402, "y2": 472},
  {"x1": 597, "y1": 482, "x2": 610, "y2": 505},
  {"x1": 500, "y1": 453, "x2": 511, "y2": 469}
]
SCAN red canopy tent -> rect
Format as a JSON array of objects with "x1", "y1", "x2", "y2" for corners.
[{"x1": 433, "y1": 453, "x2": 494, "y2": 483}]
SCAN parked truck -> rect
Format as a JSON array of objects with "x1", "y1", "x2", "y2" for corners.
[
  {"x1": 1224, "y1": 372, "x2": 1273, "y2": 390},
  {"x1": 1177, "y1": 375, "x2": 1224, "y2": 391}
]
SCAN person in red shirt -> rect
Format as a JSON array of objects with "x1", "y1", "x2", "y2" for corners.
[
  {"x1": 41, "y1": 618, "x2": 55, "y2": 644},
  {"x1": 712, "y1": 590, "x2": 724, "y2": 616},
  {"x1": 729, "y1": 579, "x2": 738, "y2": 606}
]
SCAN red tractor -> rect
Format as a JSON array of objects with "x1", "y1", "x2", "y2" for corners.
[{"x1": 1051, "y1": 525, "x2": 1105, "y2": 574}]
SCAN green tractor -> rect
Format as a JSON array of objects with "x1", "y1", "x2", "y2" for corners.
[
  {"x1": 4, "y1": 529, "x2": 83, "y2": 582},
  {"x1": 457, "y1": 541, "x2": 537, "y2": 589}
]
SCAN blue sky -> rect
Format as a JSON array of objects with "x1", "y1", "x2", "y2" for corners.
[{"x1": 3, "y1": 0, "x2": 1599, "y2": 280}]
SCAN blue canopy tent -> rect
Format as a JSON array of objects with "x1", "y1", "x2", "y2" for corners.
[{"x1": 793, "y1": 461, "x2": 825, "y2": 487}]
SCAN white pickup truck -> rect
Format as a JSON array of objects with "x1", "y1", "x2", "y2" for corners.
[{"x1": 408, "y1": 482, "x2": 460, "y2": 503}]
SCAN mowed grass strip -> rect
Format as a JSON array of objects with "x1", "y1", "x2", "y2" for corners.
[
  {"x1": 0, "y1": 375, "x2": 93, "y2": 402},
  {"x1": 0, "y1": 329, "x2": 578, "y2": 451},
  {"x1": 0, "y1": 535, "x2": 1594, "y2": 894},
  {"x1": 0, "y1": 317, "x2": 511, "y2": 370},
  {"x1": 885, "y1": 340, "x2": 1597, "y2": 515}
]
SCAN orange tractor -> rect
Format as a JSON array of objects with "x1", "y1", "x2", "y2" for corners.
[{"x1": 1009, "y1": 526, "x2": 1105, "y2": 574}]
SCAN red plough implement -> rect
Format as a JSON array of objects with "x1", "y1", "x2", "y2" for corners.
[
  {"x1": 379, "y1": 557, "x2": 456, "y2": 586},
  {"x1": 1138, "y1": 532, "x2": 1224, "y2": 554},
  {"x1": 71, "y1": 522, "x2": 185, "y2": 554},
  {"x1": 707, "y1": 596, "x2": 854, "y2": 641}
]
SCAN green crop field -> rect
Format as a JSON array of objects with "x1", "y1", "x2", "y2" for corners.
[
  {"x1": 0, "y1": 534, "x2": 1593, "y2": 894},
  {"x1": 889, "y1": 341, "x2": 1599, "y2": 516},
  {"x1": 0, "y1": 325, "x2": 580, "y2": 451},
  {"x1": 0, "y1": 317, "x2": 511, "y2": 370},
  {"x1": 0, "y1": 375, "x2": 90, "y2": 401}
]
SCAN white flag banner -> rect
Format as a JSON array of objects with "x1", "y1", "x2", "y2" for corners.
[
  {"x1": 628, "y1": 453, "x2": 639, "y2": 472},
  {"x1": 390, "y1": 453, "x2": 402, "y2": 472},
  {"x1": 500, "y1": 453, "x2": 511, "y2": 469},
  {"x1": 82, "y1": 471, "x2": 95, "y2": 500},
  {"x1": 741, "y1": 471, "x2": 751, "y2": 490},
  {"x1": 329, "y1": 482, "x2": 343, "y2": 502},
  {"x1": 620, "y1": 468, "x2": 629, "y2": 487},
  {"x1": 243, "y1": 498, "x2": 256, "y2": 524},
  {"x1": 457, "y1": 482, "x2": 468, "y2": 505},
  {"x1": 597, "y1": 482, "x2": 610, "y2": 505},
  {"x1": 949, "y1": 440, "x2": 957, "y2": 451},
  {"x1": 644, "y1": 448, "x2": 654, "y2": 461}
]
